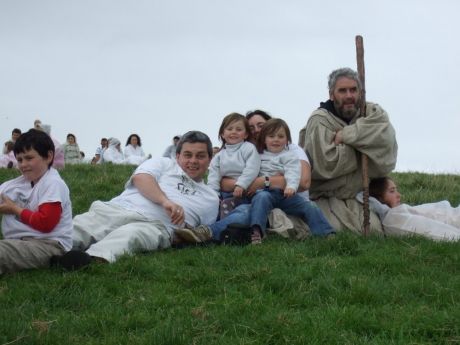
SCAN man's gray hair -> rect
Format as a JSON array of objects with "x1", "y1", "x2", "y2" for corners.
[{"x1": 328, "y1": 67, "x2": 361, "y2": 93}]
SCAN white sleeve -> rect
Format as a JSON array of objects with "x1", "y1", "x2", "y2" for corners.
[
  {"x1": 288, "y1": 143, "x2": 309, "y2": 163},
  {"x1": 206, "y1": 154, "x2": 222, "y2": 192}
]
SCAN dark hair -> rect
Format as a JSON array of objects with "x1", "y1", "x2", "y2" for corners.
[
  {"x1": 369, "y1": 177, "x2": 392, "y2": 203},
  {"x1": 245, "y1": 109, "x2": 271, "y2": 121},
  {"x1": 67, "y1": 133, "x2": 76, "y2": 142},
  {"x1": 14, "y1": 129, "x2": 55, "y2": 167},
  {"x1": 176, "y1": 131, "x2": 213, "y2": 158},
  {"x1": 256, "y1": 118, "x2": 292, "y2": 153},
  {"x1": 126, "y1": 134, "x2": 142, "y2": 147},
  {"x1": 218, "y1": 113, "x2": 250, "y2": 147},
  {"x1": 12, "y1": 128, "x2": 22, "y2": 135}
]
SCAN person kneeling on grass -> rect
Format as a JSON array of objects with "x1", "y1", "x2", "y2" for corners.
[
  {"x1": 357, "y1": 177, "x2": 460, "y2": 241},
  {"x1": 0, "y1": 129, "x2": 73, "y2": 275},
  {"x1": 53, "y1": 131, "x2": 219, "y2": 270}
]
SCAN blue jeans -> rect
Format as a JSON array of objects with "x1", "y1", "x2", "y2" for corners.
[
  {"x1": 250, "y1": 189, "x2": 335, "y2": 237},
  {"x1": 210, "y1": 204, "x2": 251, "y2": 241}
]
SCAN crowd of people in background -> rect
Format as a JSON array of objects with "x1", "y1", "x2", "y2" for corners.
[{"x1": 1, "y1": 120, "x2": 160, "y2": 169}]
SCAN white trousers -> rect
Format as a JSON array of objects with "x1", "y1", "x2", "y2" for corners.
[{"x1": 73, "y1": 201, "x2": 171, "y2": 263}]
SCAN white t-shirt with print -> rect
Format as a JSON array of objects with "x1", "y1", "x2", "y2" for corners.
[{"x1": 110, "y1": 158, "x2": 219, "y2": 235}]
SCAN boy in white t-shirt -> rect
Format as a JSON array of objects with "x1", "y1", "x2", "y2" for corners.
[{"x1": 0, "y1": 129, "x2": 73, "y2": 275}]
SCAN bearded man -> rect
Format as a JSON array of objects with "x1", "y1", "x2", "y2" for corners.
[{"x1": 299, "y1": 67, "x2": 398, "y2": 233}]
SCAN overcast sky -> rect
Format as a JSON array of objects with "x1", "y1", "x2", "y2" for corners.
[{"x1": 1, "y1": 0, "x2": 459, "y2": 173}]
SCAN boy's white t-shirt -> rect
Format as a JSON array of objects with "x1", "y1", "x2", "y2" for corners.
[
  {"x1": 109, "y1": 157, "x2": 219, "y2": 235},
  {"x1": 0, "y1": 168, "x2": 73, "y2": 250}
]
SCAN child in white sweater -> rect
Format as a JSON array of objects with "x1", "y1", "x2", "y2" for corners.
[
  {"x1": 207, "y1": 113, "x2": 260, "y2": 217},
  {"x1": 249, "y1": 118, "x2": 335, "y2": 243}
]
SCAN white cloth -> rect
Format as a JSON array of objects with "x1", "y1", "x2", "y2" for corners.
[
  {"x1": 259, "y1": 148, "x2": 301, "y2": 191},
  {"x1": 94, "y1": 146, "x2": 106, "y2": 164},
  {"x1": 382, "y1": 201, "x2": 460, "y2": 241},
  {"x1": 103, "y1": 147, "x2": 125, "y2": 164},
  {"x1": 162, "y1": 144, "x2": 177, "y2": 159},
  {"x1": 72, "y1": 201, "x2": 171, "y2": 263},
  {"x1": 124, "y1": 144, "x2": 147, "y2": 165},
  {"x1": 207, "y1": 141, "x2": 261, "y2": 191},
  {"x1": 110, "y1": 158, "x2": 219, "y2": 234},
  {"x1": 0, "y1": 151, "x2": 17, "y2": 168},
  {"x1": 288, "y1": 143, "x2": 310, "y2": 200},
  {"x1": 0, "y1": 168, "x2": 73, "y2": 250}
]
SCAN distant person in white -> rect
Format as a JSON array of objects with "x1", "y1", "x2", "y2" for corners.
[
  {"x1": 124, "y1": 133, "x2": 148, "y2": 165},
  {"x1": 162, "y1": 135, "x2": 181, "y2": 159},
  {"x1": 102, "y1": 137, "x2": 125, "y2": 164},
  {"x1": 91, "y1": 138, "x2": 108, "y2": 165},
  {"x1": 58, "y1": 131, "x2": 219, "y2": 267}
]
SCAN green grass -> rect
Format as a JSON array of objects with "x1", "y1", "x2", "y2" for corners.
[{"x1": 1, "y1": 166, "x2": 460, "y2": 344}]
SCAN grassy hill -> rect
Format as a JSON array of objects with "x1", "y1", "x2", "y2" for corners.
[{"x1": 0, "y1": 165, "x2": 459, "y2": 345}]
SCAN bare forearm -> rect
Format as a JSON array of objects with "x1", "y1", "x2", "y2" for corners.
[{"x1": 132, "y1": 174, "x2": 169, "y2": 206}]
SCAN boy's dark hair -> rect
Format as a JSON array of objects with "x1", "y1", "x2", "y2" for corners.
[
  {"x1": 176, "y1": 131, "x2": 213, "y2": 158},
  {"x1": 14, "y1": 129, "x2": 55, "y2": 167},
  {"x1": 369, "y1": 177, "x2": 391, "y2": 203},
  {"x1": 12, "y1": 128, "x2": 22, "y2": 135},
  {"x1": 256, "y1": 118, "x2": 292, "y2": 153}
]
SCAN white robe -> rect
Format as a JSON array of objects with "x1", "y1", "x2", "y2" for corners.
[{"x1": 383, "y1": 201, "x2": 460, "y2": 241}]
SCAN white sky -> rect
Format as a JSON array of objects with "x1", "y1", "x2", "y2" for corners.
[{"x1": 1, "y1": 0, "x2": 459, "y2": 173}]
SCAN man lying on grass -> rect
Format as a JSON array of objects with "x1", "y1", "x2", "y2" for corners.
[
  {"x1": 0, "y1": 129, "x2": 73, "y2": 275},
  {"x1": 53, "y1": 131, "x2": 219, "y2": 270}
]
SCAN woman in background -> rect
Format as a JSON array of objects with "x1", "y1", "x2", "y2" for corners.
[
  {"x1": 124, "y1": 134, "x2": 147, "y2": 165},
  {"x1": 62, "y1": 133, "x2": 81, "y2": 164}
]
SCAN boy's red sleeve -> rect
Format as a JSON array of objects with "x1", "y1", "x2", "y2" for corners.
[{"x1": 20, "y1": 202, "x2": 62, "y2": 233}]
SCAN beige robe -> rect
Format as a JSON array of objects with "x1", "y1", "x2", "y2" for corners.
[{"x1": 299, "y1": 102, "x2": 398, "y2": 233}]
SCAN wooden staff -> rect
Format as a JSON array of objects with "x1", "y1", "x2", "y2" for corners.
[{"x1": 355, "y1": 35, "x2": 370, "y2": 236}]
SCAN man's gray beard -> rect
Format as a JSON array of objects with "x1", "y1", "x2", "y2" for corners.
[{"x1": 334, "y1": 101, "x2": 360, "y2": 121}]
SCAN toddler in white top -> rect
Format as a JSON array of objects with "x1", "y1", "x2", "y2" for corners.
[
  {"x1": 207, "y1": 113, "x2": 260, "y2": 211},
  {"x1": 249, "y1": 118, "x2": 335, "y2": 243}
]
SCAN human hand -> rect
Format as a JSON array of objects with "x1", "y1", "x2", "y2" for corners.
[
  {"x1": 246, "y1": 177, "x2": 264, "y2": 196},
  {"x1": 333, "y1": 130, "x2": 343, "y2": 145},
  {"x1": 233, "y1": 186, "x2": 244, "y2": 198},
  {"x1": 0, "y1": 194, "x2": 22, "y2": 216},
  {"x1": 162, "y1": 200, "x2": 185, "y2": 225},
  {"x1": 284, "y1": 188, "x2": 296, "y2": 198},
  {"x1": 220, "y1": 177, "x2": 237, "y2": 193}
]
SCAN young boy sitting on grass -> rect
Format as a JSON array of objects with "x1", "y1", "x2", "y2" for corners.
[{"x1": 0, "y1": 129, "x2": 73, "y2": 274}]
